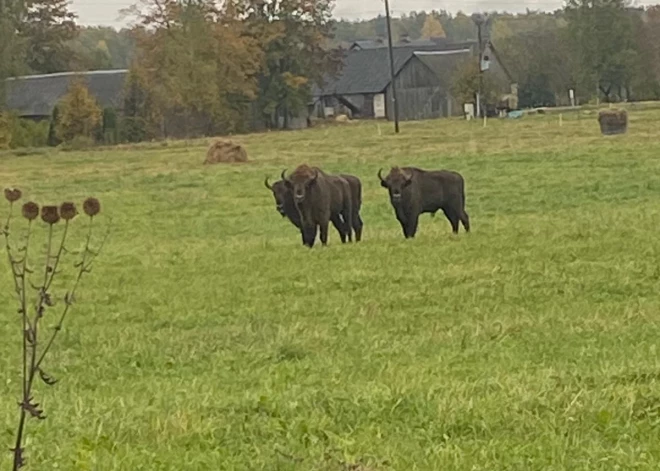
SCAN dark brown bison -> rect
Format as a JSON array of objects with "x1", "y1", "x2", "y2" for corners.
[
  {"x1": 281, "y1": 165, "x2": 354, "y2": 248},
  {"x1": 265, "y1": 171, "x2": 364, "y2": 243},
  {"x1": 378, "y1": 166, "x2": 470, "y2": 238}
]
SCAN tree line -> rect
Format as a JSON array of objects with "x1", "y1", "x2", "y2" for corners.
[{"x1": 1, "y1": 0, "x2": 660, "y2": 149}]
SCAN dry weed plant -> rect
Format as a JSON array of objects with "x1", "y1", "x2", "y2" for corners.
[{"x1": 2, "y1": 188, "x2": 108, "y2": 470}]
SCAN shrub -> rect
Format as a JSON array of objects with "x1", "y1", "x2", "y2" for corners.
[
  {"x1": 8, "y1": 117, "x2": 49, "y2": 149},
  {"x1": 101, "y1": 108, "x2": 119, "y2": 145},
  {"x1": 55, "y1": 77, "x2": 102, "y2": 143},
  {"x1": 119, "y1": 116, "x2": 147, "y2": 143},
  {"x1": 47, "y1": 106, "x2": 62, "y2": 147}
]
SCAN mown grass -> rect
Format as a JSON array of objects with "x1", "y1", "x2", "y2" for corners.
[{"x1": 3, "y1": 111, "x2": 660, "y2": 470}]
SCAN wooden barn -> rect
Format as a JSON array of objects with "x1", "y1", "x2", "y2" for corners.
[{"x1": 312, "y1": 41, "x2": 513, "y2": 122}]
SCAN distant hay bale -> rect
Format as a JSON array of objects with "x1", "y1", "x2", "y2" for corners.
[
  {"x1": 335, "y1": 114, "x2": 350, "y2": 123},
  {"x1": 204, "y1": 139, "x2": 248, "y2": 165},
  {"x1": 598, "y1": 109, "x2": 628, "y2": 136}
]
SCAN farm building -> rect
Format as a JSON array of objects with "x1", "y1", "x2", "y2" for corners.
[
  {"x1": 312, "y1": 40, "x2": 515, "y2": 122},
  {"x1": 5, "y1": 69, "x2": 128, "y2": 120}
]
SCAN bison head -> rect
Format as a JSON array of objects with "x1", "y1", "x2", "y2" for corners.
[
  {"x1": 264, "y1": 177, "x2": 289, "y2": 217},
  {"x1": 378, "y1": 167, "x2": 413, "y2": 203},
  {"x1": 281, "y1": 166, "x2": 318, "y2": 204}
]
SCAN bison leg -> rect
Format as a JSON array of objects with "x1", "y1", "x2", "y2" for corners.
[
  {"x1": 302, "y1": 225, "x2": 317, "y2": 248},
  {"x1": 397, "y1": 218, "x2": 409, "y2": 239},
  {"x1": 331, "y1": 216, "x2": 347, "y2": 243},
  {"x1": 353, "y1": 214, "x2": 364, "y2": 242},
  {"x1": 319, "y1": 221, "x2": 330, "y2": 246},
  {"x1": 442, "y1": 208, "x2": 460, "y2": 234},
  {"x1": 406, "y1": 216, "x2": 420, "y2": 238},
  {"x1": 460, "y1": 210, "x2": 471, "y2": 233},
  {"x1": 341, "y1": 194, "x2": 354, "y2": 244}
]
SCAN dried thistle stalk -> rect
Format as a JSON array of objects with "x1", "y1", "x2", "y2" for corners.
[{"x1": 2, "y1": 188, "x2": 109, "y2": 470}]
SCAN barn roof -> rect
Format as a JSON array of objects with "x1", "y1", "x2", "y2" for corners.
[
  {"x1": 350, "y1": 38, "x2": 476, "y2": 50},
  {"x1": 314, "y1": 44, "x2": 474, "y2": 97},
  {"x1": 5, "y1": 69, "x2": 128, "y2": 117}
]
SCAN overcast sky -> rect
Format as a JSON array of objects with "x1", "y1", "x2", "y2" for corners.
[{"x1": 71, "y1": 0, "x2": 653, "y2": 29}]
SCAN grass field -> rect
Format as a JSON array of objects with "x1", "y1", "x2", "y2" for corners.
[{"x1": 3, "y1": 110, "x2": 660, "y2": 470}]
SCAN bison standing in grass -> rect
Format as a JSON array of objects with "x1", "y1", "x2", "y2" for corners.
[
  {"x1": 280, "y1": 165, "x2": 354, "y2": 248},
  {"x1": 378, "y1": 166, "x2": 470, "y2": 239},
  {"x1": 265, "y1": 170, "x2": 365, "y2": 244}
]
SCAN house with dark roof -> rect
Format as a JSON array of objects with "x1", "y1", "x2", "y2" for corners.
[
  {"x1": 5, "y1": 69, "x2": 128, "y2": 120},
  {"x1": 313, "y1": 40, "x2": 514, "y2": 122}
]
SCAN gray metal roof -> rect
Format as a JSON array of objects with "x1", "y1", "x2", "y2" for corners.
[
  {"x1": 316, "y1": 48, "x2": 417, "y2": 96},
  {"x1": 314, "y1": 44, "x2": 475, "y2": 97},
  {"x1": 5, "y1": 69, "x2": 128, "y2": 117},
  {"x1": 350, "y1": 38, "x2": 476, "y2": 50}
]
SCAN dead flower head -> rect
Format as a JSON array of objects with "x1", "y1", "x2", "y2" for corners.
[
  {"x1": 4, "y1": 188, "x2": 22, "y2": 203},
  {"x1": 41, "y1": 206, "x2": 60, "y2": 225},
  {"x1": 21, "y1": 202, "x2": 39, "y2": 221},
  {"x1": 83, "y1": 197, "x2": 101, "y2": 217},
  {"x1": 60, "y1": 202, "x2": 78, "y2": 221}
]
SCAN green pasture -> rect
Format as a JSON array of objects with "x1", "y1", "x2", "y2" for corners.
[{"x1": 2, "y1": 111, "x2": 660, "y2": 470}]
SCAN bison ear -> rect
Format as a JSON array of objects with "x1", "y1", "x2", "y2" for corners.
[{"x1": 380, "y1": 180, "x2": 388, "y2": 188}]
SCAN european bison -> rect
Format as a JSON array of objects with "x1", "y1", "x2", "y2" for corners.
[
  {"x1": 281, "y1": 165, "x2": 353, "y2": 248},
  {"x1": 265, "y1": 171, "x2": 365, "y2": 243},
  {"x1": 378, "y1": 166, "x2": 470, "y2": 238}
]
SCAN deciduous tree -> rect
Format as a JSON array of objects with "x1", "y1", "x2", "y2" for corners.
[
  {"x1": 421, "y1": 14, "x2": 446, "y2": 38},
  {"x1": 565, "y1": 0, "x2": 637, "y2": 101},
  {"x1": 244, "y1": 0, "x2": 341, "y2": 128},
  {"x1": 55, "y1": 77, "x2": 102, "y2": 142},
  {"x1": 20, "y1": 0, "x2": 78, "y2": 74}
]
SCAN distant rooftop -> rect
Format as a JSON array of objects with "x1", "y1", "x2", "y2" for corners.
[
  {"x1": 349, "y1": 37, "x2": 476, "y2": 51},
  {"x1": 5, "y1": 69, "x2": 128, "y2": 117}
]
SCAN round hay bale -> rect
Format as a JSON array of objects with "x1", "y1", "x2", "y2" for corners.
[
  {"x1": 335, "y1": 114, "x2": 350, "y2": 123},
  {"x1": 598, "y1": 109, "x2": 628, "y2": 136},
  {"x1": 204, "y1": 139, "x2": 248, "y2": 165}
]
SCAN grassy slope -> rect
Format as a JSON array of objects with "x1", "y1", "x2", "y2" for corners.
[{"x1": 2, "y1": 112, "x2": 660, "y2": 470}]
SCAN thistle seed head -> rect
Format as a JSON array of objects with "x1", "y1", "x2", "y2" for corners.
[
  {"x1": 83, "y1": 197, "x2": 101, "y2": 217},
  {"x1": 41, "y1": 206, "x2": 60, "y2": 225},
  {"x1": 21, "y1": 202, "x2": 39, "y2": 221},
  {"x1": 60, "y1": 202, "x2": 78, "y2": 221},
  {"x1": 4, "y1": 188, "x2": 22, "y2": 203}
]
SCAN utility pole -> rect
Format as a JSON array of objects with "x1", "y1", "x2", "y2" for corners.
[
  {"x1": 472, "y1": 13, "x2": 486, "y2": 119},
  {"x1": 384, "y1": 0, "x2": 400, "y2": 133}
]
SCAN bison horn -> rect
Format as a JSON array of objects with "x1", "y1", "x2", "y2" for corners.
[
  {"x1": 281, "y1": 169, "x2": 289, "y2": 182},
  {"x1": 377, "y1": 168, "x2": 385, "y2": 183},
  {"x1": 264, "y1": 177, "x2": 272, "y2": 190},
  {"x1": 310, "y1": 168, "x2": 319, "y2": 183}
]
